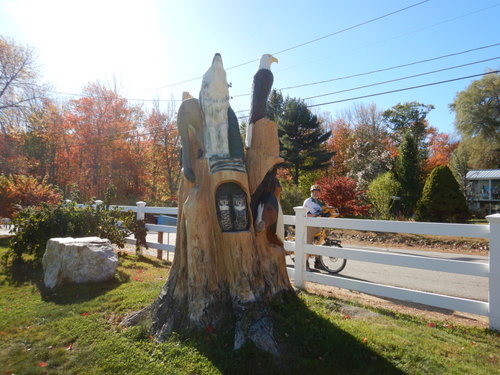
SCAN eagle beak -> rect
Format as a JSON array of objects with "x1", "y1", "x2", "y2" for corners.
[{"x1": 271, "y1": 56, "x2": 278, "y2": 64}]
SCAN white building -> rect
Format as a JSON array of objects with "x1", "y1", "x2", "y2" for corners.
[{"x1": 466, "y1": 169, "x2": 500, "y2": 215}]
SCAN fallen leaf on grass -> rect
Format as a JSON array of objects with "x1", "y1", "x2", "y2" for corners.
[
  {"x1": 66, "y1": 343, "x2": 73, "y2": 351},
  {"x1": 427, "y1": 322, "x2": 436, "y2": 327},
  {"x1": 0, "y1": 331, "x2": 7, "y2": 335},
  {"x1": 133, "y1": 277, "x2": 143, "y2": 282},
  {"x1": 81, "y1": 312, "x2": 90, "y2": 316},
  {"x1": 342, "y1": 314, "x2": 351, "y2": 319},
  {"x1": 362, "y1": 337, "x2": 368, "y2": 344},
  {"x1": 38, "y1": 362, "x2": 48, "y2": 367}
]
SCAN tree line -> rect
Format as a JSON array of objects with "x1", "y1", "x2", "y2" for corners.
[{"x1": 1, "y1": 35, "x2": 498, "y2": 220}]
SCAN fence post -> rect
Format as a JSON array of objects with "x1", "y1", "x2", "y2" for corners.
[
  {"x1": 136, "y1": 201, "x2": 146, "y2": 221},
  {"x1": 157, "y1": 231, "x2": 163, "y2": 260},
  {"x1": 487, "y1": 213, "x2": 500, "y2": 331},
  {"x1": 293, "y1": 206, "x2": 308, "y2": 289}
]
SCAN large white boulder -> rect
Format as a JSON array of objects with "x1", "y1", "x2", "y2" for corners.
[{"x1": 42, "y1": 237, "x2": 118, "y2": 289}]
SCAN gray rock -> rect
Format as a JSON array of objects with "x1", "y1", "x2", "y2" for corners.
[{"x1": 42, "y1": 237, "x2": 118, "y2": 289}]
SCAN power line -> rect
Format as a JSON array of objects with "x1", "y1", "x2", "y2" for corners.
[
  {"x1": 303, "y1": 56, "x2": 500, "y2": 100},
  {"x1": 269, "y1": 3, "x2": 500, "y2": 79},
  {"x1": 149, "y1": 0, "x2": 430, "y2": 91},
  {"x1": 235, "y1": 70, "x2": 499, "y2": 118},
  {"x1": 232, "y1": 42, "x2": 500, "y2": 98},
  {"x1": 280, "y1": 43, "x2": 500, "y2": 92},
  {"x1": 307, "y1": 70, "x2": 499, "y2": 108},
  {"x1": 273, "y1": 0, "x2": 430, "y2": 56}
]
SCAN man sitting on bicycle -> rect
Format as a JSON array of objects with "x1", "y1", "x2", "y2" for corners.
[{"x1": 303, "y1": 185, "x2": 328, "y2": 270}]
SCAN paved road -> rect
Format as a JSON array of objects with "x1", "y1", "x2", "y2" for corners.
[{"x1": 287, "y1": 245, "x2": 488, "y2": 302}]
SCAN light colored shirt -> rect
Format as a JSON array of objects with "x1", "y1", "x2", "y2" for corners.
[{"x1": 303, "y1": 197, "x2": 324, "y2": 216}]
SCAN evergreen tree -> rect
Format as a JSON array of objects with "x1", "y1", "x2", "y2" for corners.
[
  {"x1": 394, "y1": 131, "x2": 422, "y2": 217},
  {"x1": 415, "y1": 165, "x2": 469, "y2": 223},
  {"x1": 382, "y1": 102, "x2": 434, "y2": 170},
  {"x1": 275, "y1": 95, "x2": 333, "y2": 185},
  {"x1": 266, "y1": 89, "x2": 285, "y2": 122}
]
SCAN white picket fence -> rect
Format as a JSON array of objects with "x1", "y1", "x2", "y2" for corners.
[{"x1": 102, "y1": 201, "x2": 499, "y2": 331}]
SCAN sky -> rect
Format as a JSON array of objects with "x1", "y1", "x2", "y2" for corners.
[{"x1": 1, "y1": 0, "x2": 499, "y2": 136}]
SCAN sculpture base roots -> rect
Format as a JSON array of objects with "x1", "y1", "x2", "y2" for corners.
[{"x1": 122, "y1": 287, "x2": 296, "y2": 356}]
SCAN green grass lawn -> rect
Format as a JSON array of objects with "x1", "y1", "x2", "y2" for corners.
[{"x1": 0, "y1": 236, "x2": 498, "y2": 375}]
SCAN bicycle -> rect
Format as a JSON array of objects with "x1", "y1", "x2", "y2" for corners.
[
  {"x1": 286, "y1": 206, "x2": 347, "y2": 274},
  {"x1": 310, "y1": 227, "x2": 347, "y2": 274}
]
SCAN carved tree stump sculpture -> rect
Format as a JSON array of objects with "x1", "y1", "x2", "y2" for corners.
[{"x1": 129, "y1": 53, "x2": 291, "y2": 355}]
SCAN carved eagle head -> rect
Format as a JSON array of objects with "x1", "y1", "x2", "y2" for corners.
[{"x1": 258, "y1": 54, "x2": 278, "y2": 71}]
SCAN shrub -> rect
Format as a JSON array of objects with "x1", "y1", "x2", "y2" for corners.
[
  {"x1": 280, "y1": 183, "x2": 304, "y2": 215},
  {"x1": 367, "y1": 172, "x2": 401, "y2": 219},
  {"x1": 316, "y1": 176, "x2": 370, "y2": 217},
  {"x1": 6, "y1": 201, "x2": 140, "y2": 263},
  {"x1": 0, "y1": 174, "x2": 61, "y2": 218},
  {"x1": 415, "y1": 165, "x2": 469, "y2": 223}
]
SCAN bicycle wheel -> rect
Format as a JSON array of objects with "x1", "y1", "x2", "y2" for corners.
[{"x1": 319, "y1": 242, "x2": 346, "y2": 274}]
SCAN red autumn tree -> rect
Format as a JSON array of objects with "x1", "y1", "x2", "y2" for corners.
[
  {"x1": 325, "y1": 119, "x2": 354, "y2": 177},
  {"x1": 22, "y1": 99, "x2": 65, "y2": 183},
  {"x1": 316, "y1": 176, "x2": 370, "y2": 217},
  {"x1": 142, "y1": 102, "x2": 181, "y2": 205},
  {"x1": 58, "y1": 83, "x2": 146, "y2": 201},
  {"x1": 424, "y1": 127, "x2": 459, "y2": 177}
]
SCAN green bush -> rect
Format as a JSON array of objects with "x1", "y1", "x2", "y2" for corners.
[
  {"x1": 367, "y1": 172, "x2": 401, "y2": 219},
  {"x1": 415, "y1": 165, "x2": 469, "y2": 223},
  {"x1": 6, "y1": 201, "x2": 140, "y2": 262},
  {"x1": 280, "y1": 183, "x2": 304, "y2": 215}
]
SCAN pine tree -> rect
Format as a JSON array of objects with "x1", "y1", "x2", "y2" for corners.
[
  {"x1": 275, "y1": 94, "x2": 333, "y2": 185},
  {"x1": 415, "y1": 165, "x2": 469, "y2": 222},
  {"x1": 266, "y1": 89, "x2": 284, "y2": 122},
  {"x1": 394, "y1": 131, "x2": 422, "y2": 217}
]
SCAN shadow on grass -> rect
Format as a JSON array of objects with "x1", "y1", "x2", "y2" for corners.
[
  {"x1": 41, "y1": 270, "x2": 131, "y2": 305},
  {"x1": 116, "y1": 251, "x2": 172, "y2": 268},
  {"x1": 184, "y1": 292, "x2": 404, "y2": 375}
]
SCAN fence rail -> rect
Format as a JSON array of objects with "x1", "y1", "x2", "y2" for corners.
[{"x1": 83, "y1": 201, "x2": 499, "y2": 331}]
